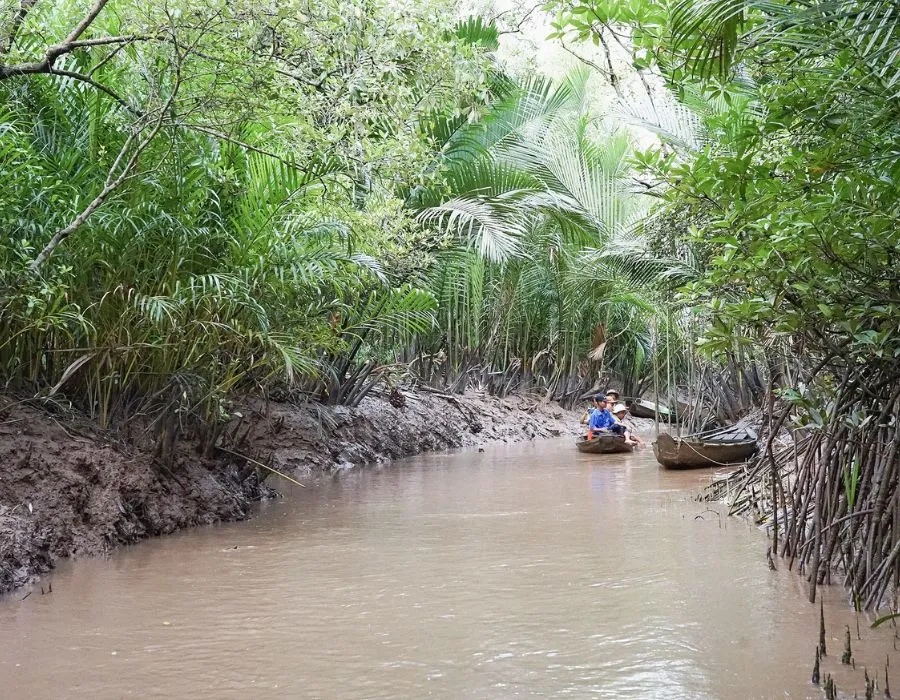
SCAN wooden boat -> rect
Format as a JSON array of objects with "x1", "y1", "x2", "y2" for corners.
[
  {"x1": 576, "y1": 434, "x2": 634, "y2": 454},
  {"x1": 629, "y1": 398, "x2": 676, "y2": 421},
  {"x1": 653, "y1": 430, "x2": 758, "y2": 469}
]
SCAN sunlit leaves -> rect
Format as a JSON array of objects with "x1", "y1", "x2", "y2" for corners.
[{"x1": 414, "y1": 61, "x2": 687, "y2": 389}]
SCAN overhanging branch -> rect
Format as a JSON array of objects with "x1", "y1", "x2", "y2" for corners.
[{"x1": 0, "y1": 0, "x2": 155, "y2": 82}]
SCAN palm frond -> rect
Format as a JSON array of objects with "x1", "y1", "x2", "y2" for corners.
[
  {"x1": 454, "y1": 16, "x2": 500, "y2": 51},
  {"x1": 417, "y1": 193, "x2": 529, "y2": 262}
]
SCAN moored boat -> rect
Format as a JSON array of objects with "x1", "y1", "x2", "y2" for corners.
[
  {"x1": 653, "y1": 432, "x2": 757, "y2": 469},
  {"x1": 576, "y1": 434, "x2": 634, "y2": 454},
  {"x1": 629, "y1": 399, "x2": 676, "y2": 421}
]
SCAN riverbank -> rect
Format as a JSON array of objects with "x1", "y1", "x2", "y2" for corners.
[{"x1": 0, "y1": 389, "x2": 580, "y2": 594}]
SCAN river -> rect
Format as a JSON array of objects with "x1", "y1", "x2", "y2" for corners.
[{"x1": 1, "y1": 438, "x2": 895, "y2": 698}]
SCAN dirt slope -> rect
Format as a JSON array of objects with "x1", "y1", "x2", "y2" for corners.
[{"x1": 0, "y1": 390, "x2": 578, "y2": 593}]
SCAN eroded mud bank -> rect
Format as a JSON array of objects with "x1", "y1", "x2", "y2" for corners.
[{"x1": 0, "y1": 390, "x2": 578, "y2": 593}]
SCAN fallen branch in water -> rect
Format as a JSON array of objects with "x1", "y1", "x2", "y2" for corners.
[{"x1": 216, "y1": 447, "x2": 305, "y2": 488}]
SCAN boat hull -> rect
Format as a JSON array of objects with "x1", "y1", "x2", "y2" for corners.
[
  {"x1": 576, "y1": 434, "x2": 633, "y2": 454},
  {"x1": 630, "y1": 399, "x2": 675, "y2": 421},
  {"x1": 653, "y1": 433, "x2": 757, "y2": 469}
]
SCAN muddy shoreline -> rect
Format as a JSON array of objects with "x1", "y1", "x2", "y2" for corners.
[{"x1": 0, "y1": 389, "x2": 583, "y2": 594}]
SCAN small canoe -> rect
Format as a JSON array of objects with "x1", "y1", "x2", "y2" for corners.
[
  {"x1": 576, "y1": 434, "x2": 634, "y2": 454},
  {"x1": 653, "y1": 432, "x2": 757, "y2": 469},
  {"x1": 629, "y1": 399, "x2": 676, "y2": 421}
]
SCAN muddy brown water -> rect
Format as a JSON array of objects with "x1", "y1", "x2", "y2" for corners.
[{"x1": 1, "y1": 438, "x2": 897, "y2": 699}]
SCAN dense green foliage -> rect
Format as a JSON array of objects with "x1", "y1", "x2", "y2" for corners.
[
  {"x1": 0, "y1": 0, "x2": 488, "y2": 428},
  {"x1": 548, "y1": 0, "x2": 899, "y2": 403},
  {"x1": 1, "y1": 0, "x2": 684, "y2": 440},
  {"x1": 549, "y1": 0, "x2": 900, "y2": 607},
  {"x1": 12, "y1": 0, "x2": 893, "y2": 446}
]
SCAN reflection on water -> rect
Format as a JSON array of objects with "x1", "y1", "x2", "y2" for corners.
[{"x1": 0, "y1": 439, "x2": 894, "y2": 699}]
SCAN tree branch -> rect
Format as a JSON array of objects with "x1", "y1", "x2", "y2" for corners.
[
  {"x1": 29, "y1": 111, "x2": 166, "y2": 271},
  {"x1": 593, "y1": 19, "x2": 659, "y2": 114},
  {"x1": 27, "y1": 6, "x2": 226, "y2": 270},
  {"x1": 63, "y1": 0, "x2": 110, "y2": 44},
  {"x1": 560, "y1": 39, "x2": 622, "y2": 98},
  {"x1": 67, "y1": 34, "x2": 146, "y2": 49},
  {"x1": 0, "y1": 0, "x2": 40, "y2": 55},
  {"x1": 495, "y1": 3, "x2": 542, "y2": 36},
  {"x1": 0, "y1": 0, "x2": 123, "y2": 80},
  {"x1": 182, "y1": 124, "x2": 305, "y2": 169},
  {"x1": 28, "y1": 36, "x2": 183, "y2": 271},
  {"x1": 45, "y1": 68, "x2": 135, "y2": 112}
]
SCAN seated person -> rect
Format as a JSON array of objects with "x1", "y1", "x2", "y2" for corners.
[
  {"x1": 586, "y1": 396, "x2": 616, "y2": 439},
  {"x1": 611, "y1": 403, "x2": 645, "y2": 447}
]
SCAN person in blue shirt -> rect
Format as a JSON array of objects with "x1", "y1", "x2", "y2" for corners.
[{"x1": 584, "y1": 395, "x2": 617, "y2": 439}]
